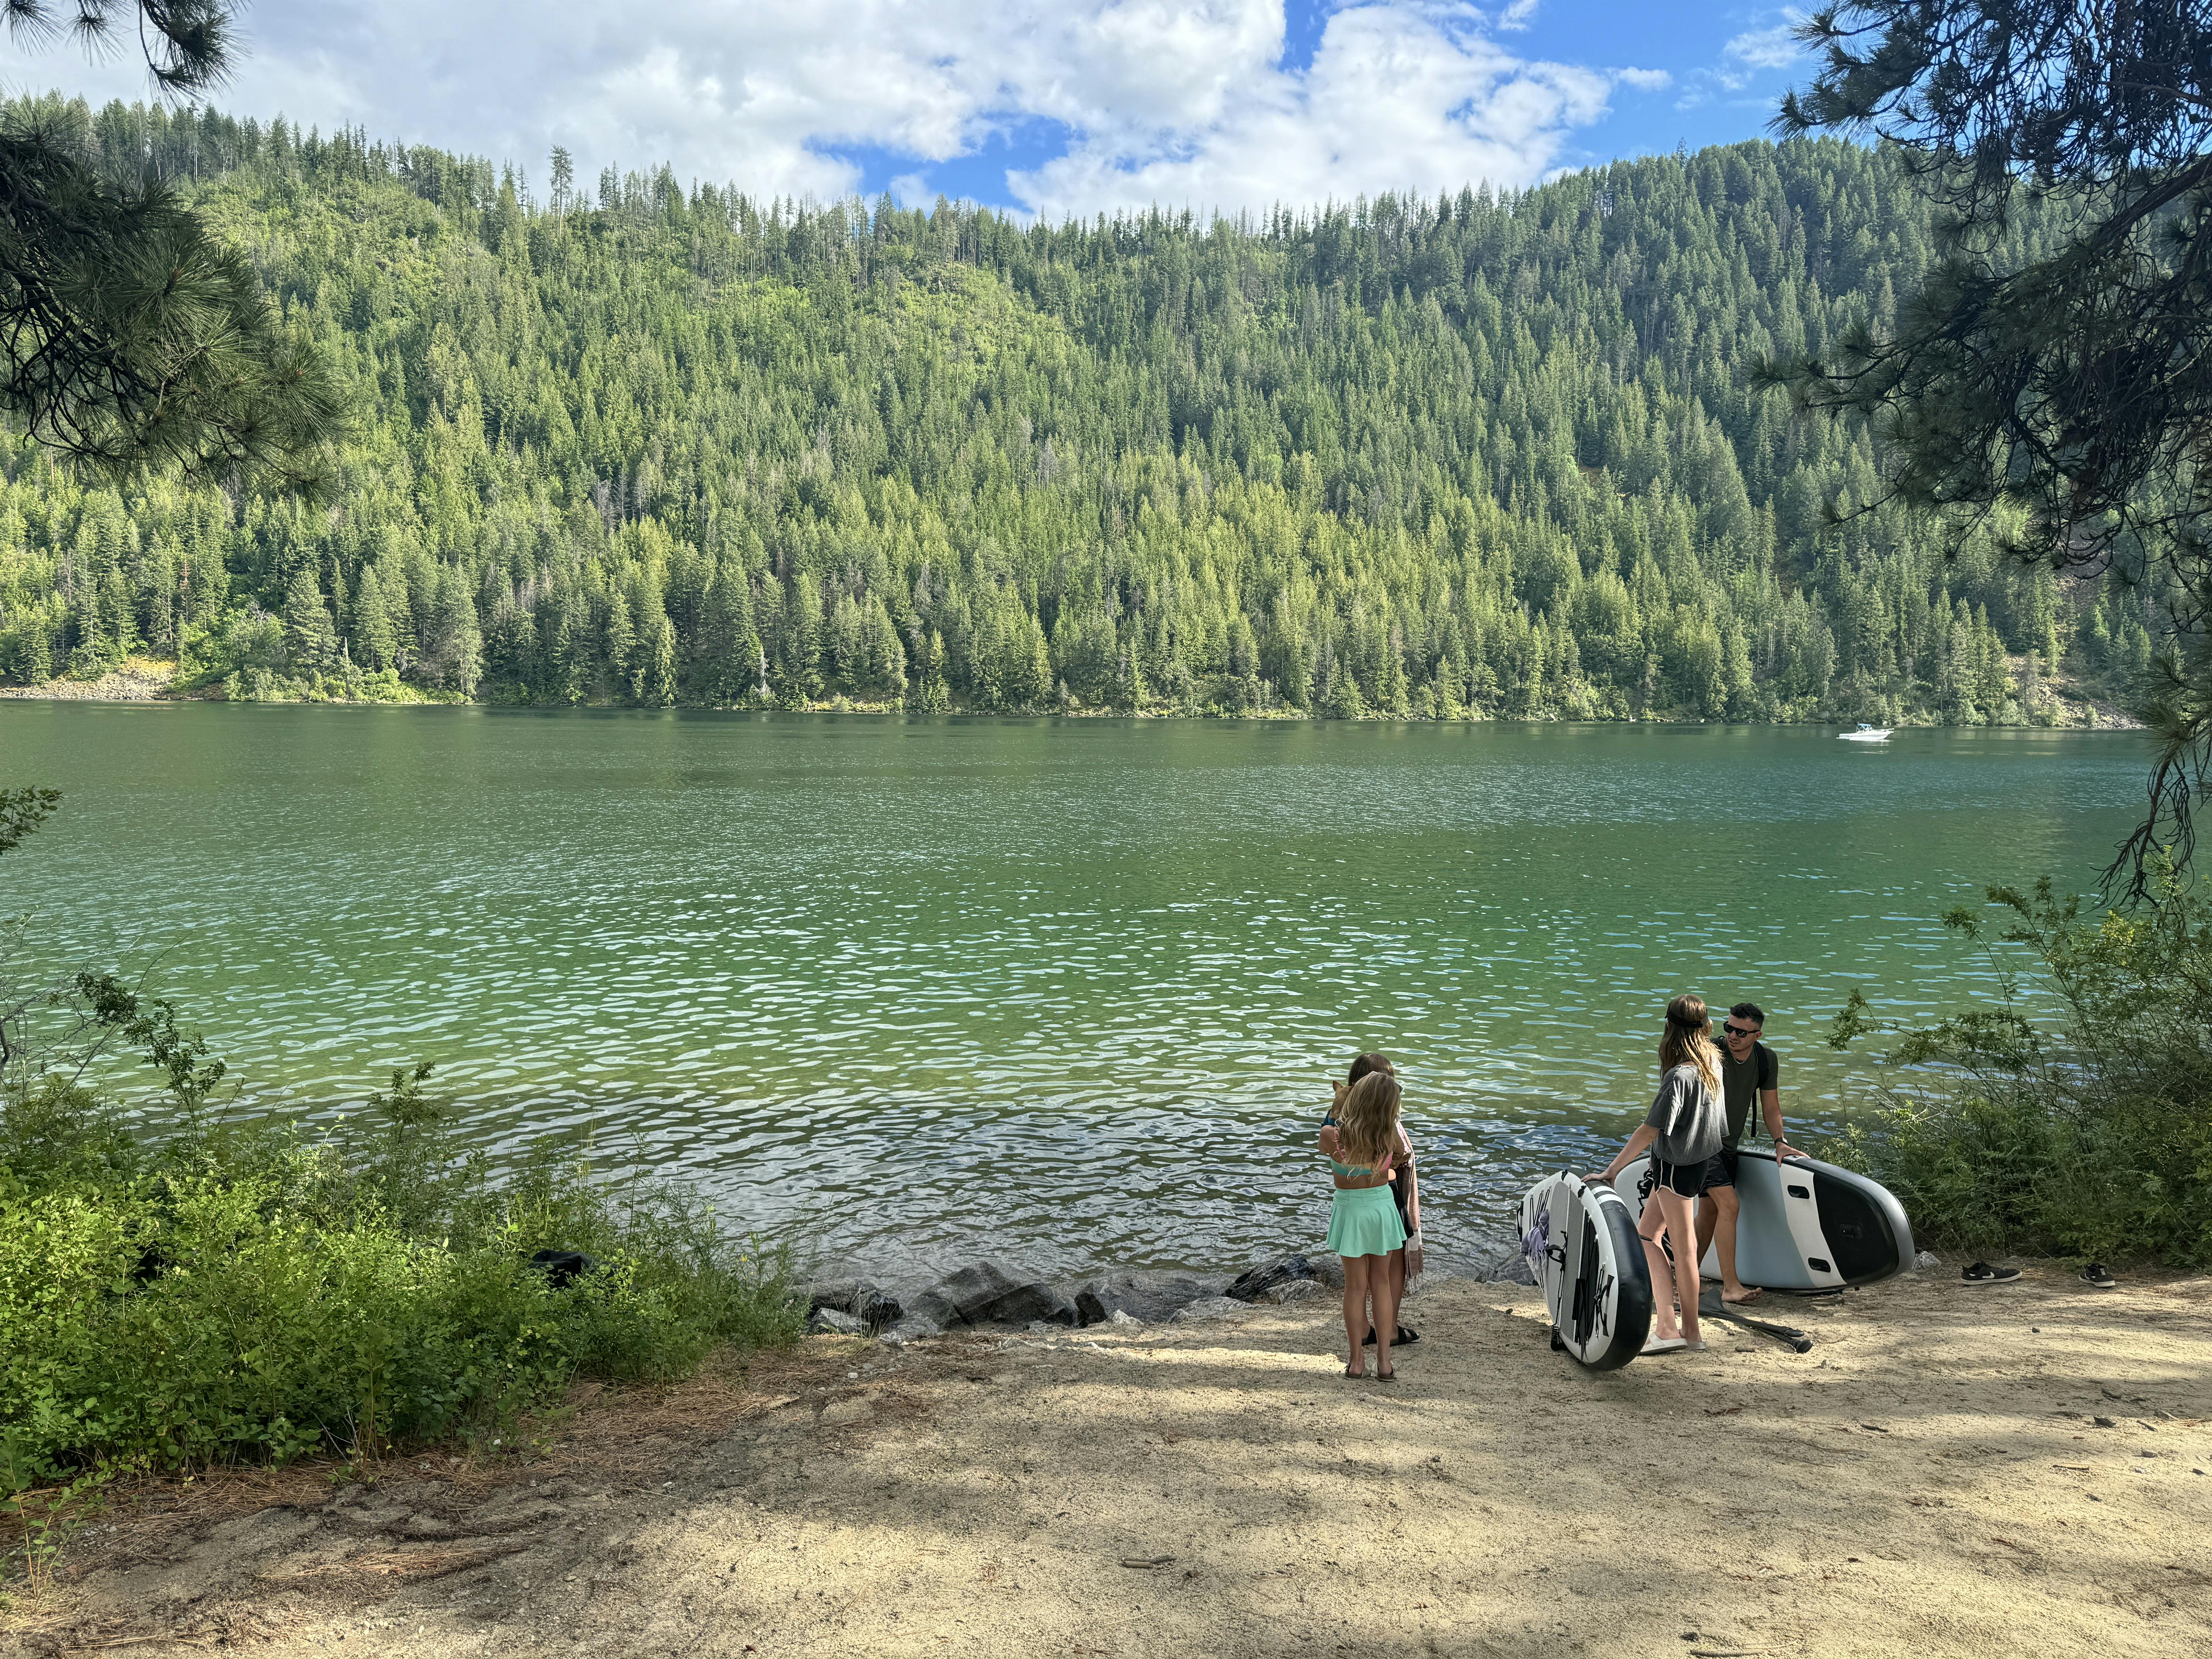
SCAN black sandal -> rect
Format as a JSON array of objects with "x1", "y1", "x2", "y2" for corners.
[
  {"x1": 1362, "y1": 1325, "x2": 1420, "y2": 1346},
  {"x1": 1961, "y1": 1261, "x2": 2022, "y2": 1284}
]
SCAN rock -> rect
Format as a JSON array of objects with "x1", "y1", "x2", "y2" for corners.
[
  {"x1": 924, "y1": 1261, "x2": 1078, "y2": 1327},
  {"x1": 527, "y1": 1248, "x2": 601, "y2": 1289},
  {"x1": 879, "y1": 1315, "x2": 941, "y2": 1345},
  {"x1": 1108, "y1": 1309, "x2": 1141, "y2": 1327},
  {"x1": 807, "y1": 1307, "x2": 867, "y2": 1336},
  {"x1": 904, "y1": 1288, "x2": 962, "y2": 1328},
  {"x1": 1168, "y1": 1296, "x2": 1255, "y2": 1324},
  {"x1": 1072, "y1": 1270, "x2": 1216, "y2": 1326},
  {"x1": 1261, "y1": 1277, "x2": 1328, "y2": 1305},
  {"x1": 1224, "y1": 1252, "x2": 1316, "y2": 1302},
  {"x1": 806, "y1": 1278, "x2": 904, "y2": 1331},
  {"x1": 1912, "y1": 1249, "x2": 1940, "y2": 1272},
  {"x1": 1472, "y1": 1243, "x2": 1536, "y2": 1285}
]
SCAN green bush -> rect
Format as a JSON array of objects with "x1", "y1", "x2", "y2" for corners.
[
  {"x1": 1827, "y1": 870, "x2": 2212, "y2": 1267},
  {"x1": 0, "y1": 1064, "x2": 802, "y2": 1484}
]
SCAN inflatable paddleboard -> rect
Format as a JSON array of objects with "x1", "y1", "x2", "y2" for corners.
[
  {"x1": 1518, "y1": 1171, "x2": 1653, "y2": 1370},
  {"x1": 1611, "y1": 1148, "x2": 1913, "y2": 1292}
]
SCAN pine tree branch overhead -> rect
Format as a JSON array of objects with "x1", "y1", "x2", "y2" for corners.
[
  {"x1": 1764, "y1": 0, "x2": 2212, "y2": 893},
  {"x1": 0, "y1": 1, "x2": 340, "y2": 491}
]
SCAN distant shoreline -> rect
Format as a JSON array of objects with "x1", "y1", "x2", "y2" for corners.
[{"x1": 0, "y1": 659, "x2": 2150, "y2": 729}]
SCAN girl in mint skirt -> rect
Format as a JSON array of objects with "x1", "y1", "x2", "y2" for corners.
[{"x1": 1324, "y1": 1070, "x2": 1408, "y2": 1379}]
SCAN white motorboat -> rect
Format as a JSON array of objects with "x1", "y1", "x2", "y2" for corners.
[{"x1": 1838, "y1": 723, "x2": 1893, "y2": 742}]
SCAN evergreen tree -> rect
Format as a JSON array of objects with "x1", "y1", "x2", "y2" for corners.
[
  {"x1": 0, "y1": 5, "x2": 339, "y2": 487},
  {"x1": 280, "y1": 566, "x2": 338, "y2": 673}
]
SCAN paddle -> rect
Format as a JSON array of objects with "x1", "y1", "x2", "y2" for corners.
[{"x1": 1697, "y1": 1286, "x2": 1813, "y2": 1353}]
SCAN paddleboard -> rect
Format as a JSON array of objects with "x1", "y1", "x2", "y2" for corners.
[
  {"x1": 1518, "y1": 1171, "x2": 1653, "y2": 1370},
  {"x1": 1611, "y1": 1148, "x2": 1913, "y2": 1292}
]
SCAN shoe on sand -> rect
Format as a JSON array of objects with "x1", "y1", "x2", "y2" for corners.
[
  {"x1": 1641, "y1": 1335, "x2": 1688, "y2": 1355},
  {"x1": 1363, "y1": 1325, "x2": 1422, "y2": 1346},
  {"x1": 2081, "y1": 1262, "x2": 2117, "y2": 1289},
  {"x1": 1961, "y1": 1261, "x2": 2022, "y2": 1284}
]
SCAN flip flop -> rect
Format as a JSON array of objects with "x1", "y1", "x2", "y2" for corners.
[
  {"x1": 1961, "y1": 1261, "x2": 2022, "y2": 1284},
  {"x1": 1376, "y1": 1367, "x2": 1397, "y2": 1382},
  {"x1": 1342, "y1": 1362, "x2": 1366, "y2": 1379},
  {"x1": 1641, "y1": 1335, "x2": 1688, "y2": 1355},
  {"x1": 2081, "y1": 1263, "x2": 2117, "y2": 1289},
  {"x1": 1362, "y1": 1325, "x2": 1423, "y2": 1346}
]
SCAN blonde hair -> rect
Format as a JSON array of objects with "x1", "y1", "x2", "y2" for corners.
[
  {"x1": 1334, "y1": 1070, "x2": 1402, "y2": 1167},
  {"x1": 1661, "y1": 993, "x2": 1720, "y2": 1089}
]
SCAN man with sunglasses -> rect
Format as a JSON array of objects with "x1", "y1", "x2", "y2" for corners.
[{"x1": 1695, "y1": 1002, "x2": 1804, "y2": 1305}]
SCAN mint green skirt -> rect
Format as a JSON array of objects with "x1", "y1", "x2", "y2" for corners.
[{"x1": 1326, "y1": 1184, "x2": 1407, "y2": 1259}]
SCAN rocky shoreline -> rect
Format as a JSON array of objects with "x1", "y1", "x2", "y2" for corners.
[{"x1": 802, "y1": 1246, "x2": 1533, "y2": 1341}]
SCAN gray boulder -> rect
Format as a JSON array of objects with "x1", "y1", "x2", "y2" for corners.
[
  {"x1": 805, "y1": 1278, "x2": 905, "y2": 1332},
  {"x1": 1072, "y1": 1269, "x2": 1216, "y2": 1326},
  {"x1": 924, "y1": 1261, "x2": 1078, "y2": 1327},
  {"x1": 806, "y1": 1307, "x2": 867, "y2": 1336},
  {"x1": 1261, "y1": 1277, "x2": 1329, "y2": 1305},
  {"x1": 1224, "y1": 1252, "x2": 1316, "y2": 1302},
  {"x1": 1474, "y1": 1243, "x2": 1537, "y2": 1285}
]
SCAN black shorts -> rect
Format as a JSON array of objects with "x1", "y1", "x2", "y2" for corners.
[
  {"x1": 1650, "y1": 1157, "x2": 1708, "y2": 1198},
  {"x1": 1700, "y1": 1149, "x2": 1741, "y2": 1191}
]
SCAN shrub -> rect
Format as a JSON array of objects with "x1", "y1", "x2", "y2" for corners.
[
  {"x1": 0, "y1": 1063, "x2": 801, "y2": 1483},
  {"x1": 1826, "y1": 869, "x2": 2212, "y2": 1267}
]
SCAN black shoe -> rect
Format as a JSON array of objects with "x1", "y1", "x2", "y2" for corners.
[
  {"x1": 1362, "y1": 1325, "x2": 1420, "y2": 1346},
  {"x1": 2081, "y1": 1262, "x2": 2117, "y2": 1289},
  {"x1": 1961, "y1": 1261, "x2": 2022, "y2": 1284}
]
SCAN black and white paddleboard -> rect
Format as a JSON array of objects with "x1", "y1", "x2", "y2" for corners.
[
  {"x1": 1611, "y1": 1148, "x2": 1914, "y2": 1292},
  {"x1": 1518, "y1": 1171, "x2": 1653, "y2": 1370}
]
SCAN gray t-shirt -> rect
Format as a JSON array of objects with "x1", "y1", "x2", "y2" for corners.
[{"x1": 1645, "y1": 1062, "x2": 1723, "y2": 1166}]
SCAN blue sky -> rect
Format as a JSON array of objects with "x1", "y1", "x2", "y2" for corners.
[{"x1": 23, "y1": 2, "x2": 1818, "y2": 218}]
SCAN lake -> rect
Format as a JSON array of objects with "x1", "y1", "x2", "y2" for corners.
[{"x1": 0, "y1": 705, "x2": 2149, "y2": 1284}]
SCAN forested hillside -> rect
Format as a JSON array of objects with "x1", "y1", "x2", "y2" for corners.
[{"x1": 0, "y1": 95, "x2": 2155, "y2": 720}]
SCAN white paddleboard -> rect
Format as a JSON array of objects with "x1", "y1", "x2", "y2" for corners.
[
  {"x1": 1611, "y1": 1149, "x2": 1914, "y2": 1292},
  {"x1": 1518, "y1": 1171, "x2": 1653, "y2": 1370}
]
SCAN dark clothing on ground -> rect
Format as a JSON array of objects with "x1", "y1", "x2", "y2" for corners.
[{"x1": 1717, "y1": 1040, "x2": 1778, "y2": 1150}]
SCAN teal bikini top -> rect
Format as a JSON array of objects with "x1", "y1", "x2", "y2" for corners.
[{"x1": 1329, "y1": 1158, "x2": 1376, "y2": 1179}]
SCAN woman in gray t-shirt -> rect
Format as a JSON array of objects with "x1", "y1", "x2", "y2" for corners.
[{"x1": 1592, "y1": 994, "x2": 1724, "y2": 1353}]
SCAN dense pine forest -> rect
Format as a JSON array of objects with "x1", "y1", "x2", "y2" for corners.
[{"x1": 0, "y1": 94, "x2": 2157, "y2": 720}]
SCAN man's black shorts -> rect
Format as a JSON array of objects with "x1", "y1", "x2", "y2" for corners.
[{"x1": 1698, "y1": 1148, "x2": 1741, "y2": 1191}]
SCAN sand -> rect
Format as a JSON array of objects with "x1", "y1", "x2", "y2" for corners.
[{"x1": 5, "y1": 1259, "x2": 2208, "y2": 1658}]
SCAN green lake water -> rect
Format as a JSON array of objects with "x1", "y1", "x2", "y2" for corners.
[{"x1": 0, "y1": 705, "x2": 2150, "y2": 1282}]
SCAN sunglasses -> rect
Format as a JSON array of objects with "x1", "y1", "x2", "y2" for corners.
[{"x1": 1722, "y1": 1023, "x2": 1760, "y2": 1039}]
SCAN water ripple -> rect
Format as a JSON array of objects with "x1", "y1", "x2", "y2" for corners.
[{"x1": 0, "y1": 707, "x2": 2148, "y2": 1281}]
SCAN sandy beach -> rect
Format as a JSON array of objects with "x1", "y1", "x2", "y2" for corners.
[{"x1": 5, "y1": 1259, "x2": 2207, "y2": 1659}]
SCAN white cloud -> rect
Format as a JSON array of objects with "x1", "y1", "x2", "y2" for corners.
[
  {"x1": 1008, "y1": 3, "x2": 1620, "y2": 217},
  {"x1": 1616, "y1": 67, "x2": 1672, "y2": 91},
  {"x1": 1676, "y1": 10, "x2": 1804, "y2": 111},
  {"x1": 1724, "y1": 25, "x2": 1801, "y2": 71},
  {"x1": 23, "y1": 2, "x2": 1657, "y2": 216}
]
